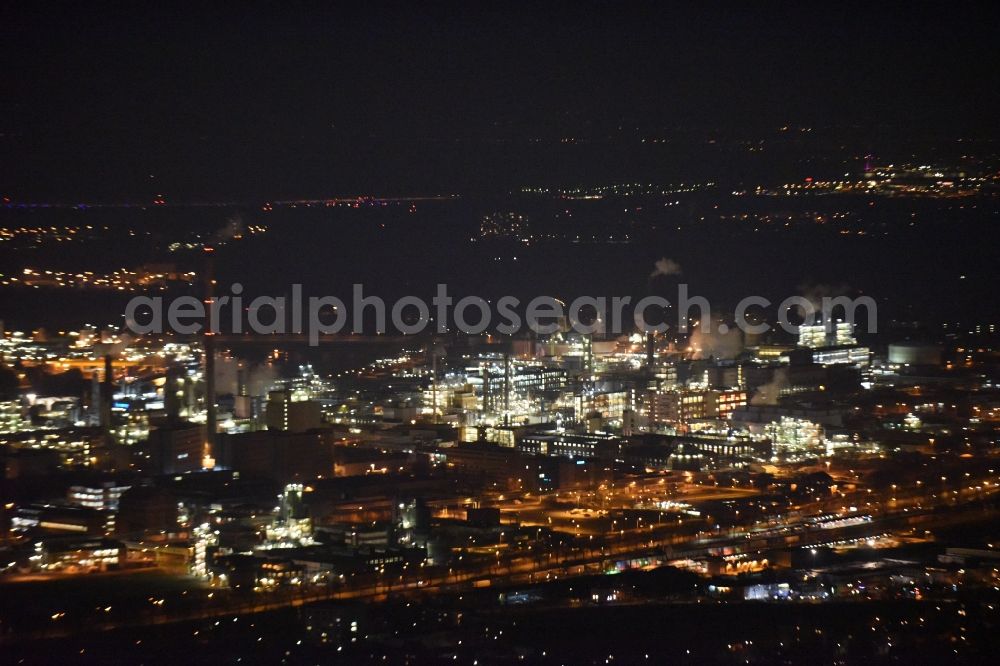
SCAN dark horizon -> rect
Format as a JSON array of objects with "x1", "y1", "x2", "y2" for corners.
[{"x1": 3, "y1": 3, "x2": 1000, "y2": 199}]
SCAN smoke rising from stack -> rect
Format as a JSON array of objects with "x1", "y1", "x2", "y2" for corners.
[
  {"x1": 650, "y1": 257, "x2": 683, "y2": 279},
  {"x1": 687, "y1": 315, "x2": 743, "y2": 360},
  {"x1": 92, "y1": 332, "x2": 133, "y2": 360},
  {"x1": 213, "y1": 211, "x2": 245, "y2": 244},
  {"x1": 213, "y1": 355, "x2": 279, "y2": 397},
  {"x1": 797, "y1": 282, "x2": 851, "y2": 323},
  {"x1": 751, "y1": 368, "x2": 789, "y2": 406}
]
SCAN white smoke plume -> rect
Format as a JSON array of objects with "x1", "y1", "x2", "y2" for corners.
[
  {"x1": 650, "y1": 257, "x2": 683, "y2": 279},
  {"x1": 796, "y1": 282, "x2": 851, "y2": 323},
  {"x1": 214, "y1": 355, "x2": 280, "y2": 397},
  {"x1": 93, "y1": 332, "x2": 134, "y2": 359},
  {"x1": 687, "y1": 316, "x2": 743, "y2": 360},
  {"x1": 751, "y1": 367, "x2": 789, "y2": 406},
  {"x1": 213, "y1": 212, "x2": 246, "y2": 244}
]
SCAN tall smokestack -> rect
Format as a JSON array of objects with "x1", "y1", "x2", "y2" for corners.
[
  {"x1": 431, "y1": 351, "x2": 438, "y2": 424},
  {"x1": 203, "y1": 248, "x2": 217, "y2": 461},
  {"x1": 101, "y1": 354, "x2": 114, "y2": 440},
  {"x1": 237, "y1": 363, "x2": 248, "y2": 397},
  {"x1": 165, "y1": 365, "x2": 181, "y2": 423},
  {"x1": 90, "y1": 369, "x2": 101, "y2": 426},
  {"x1": 503, "y1": 351, "x2": 511, "y2": 424},
  {"x1": 233, "y1": 361, "x2": 252, "y2": 421},
  {"x1": 646, "y1": 332, "x2": 655, "y2": 368}
]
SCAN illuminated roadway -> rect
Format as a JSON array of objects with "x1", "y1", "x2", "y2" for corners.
[{"x1": 9, "y1": 476, "x2": 1000, "y2": 645}]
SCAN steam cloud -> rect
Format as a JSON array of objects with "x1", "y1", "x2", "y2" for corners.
[
  {"x1": 751, "y1": 367, "x2": 789, "y2": 406},
  {"x1": 214, "y1": 212, "x2": 246, "y2": 244},
  {"x1": 650, "y1": 257, "x2": 683, "y2": 279},
  {"x1": 687, "y1": 316, "x2": 743, "y2": 360},
  {"x1": 797, "y1": 282, "x2": 851, "y2": 322},
  {"x1": 93, "y1": 332, "x2": 134, "y2": 359},
  {"x1": 214, "y1": 355, "x2": 279, "y2": 397}
]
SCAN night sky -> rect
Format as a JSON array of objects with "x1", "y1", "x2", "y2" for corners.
[{"x1": 3, "y1": 2, "x2": 999, "y2": 199}]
